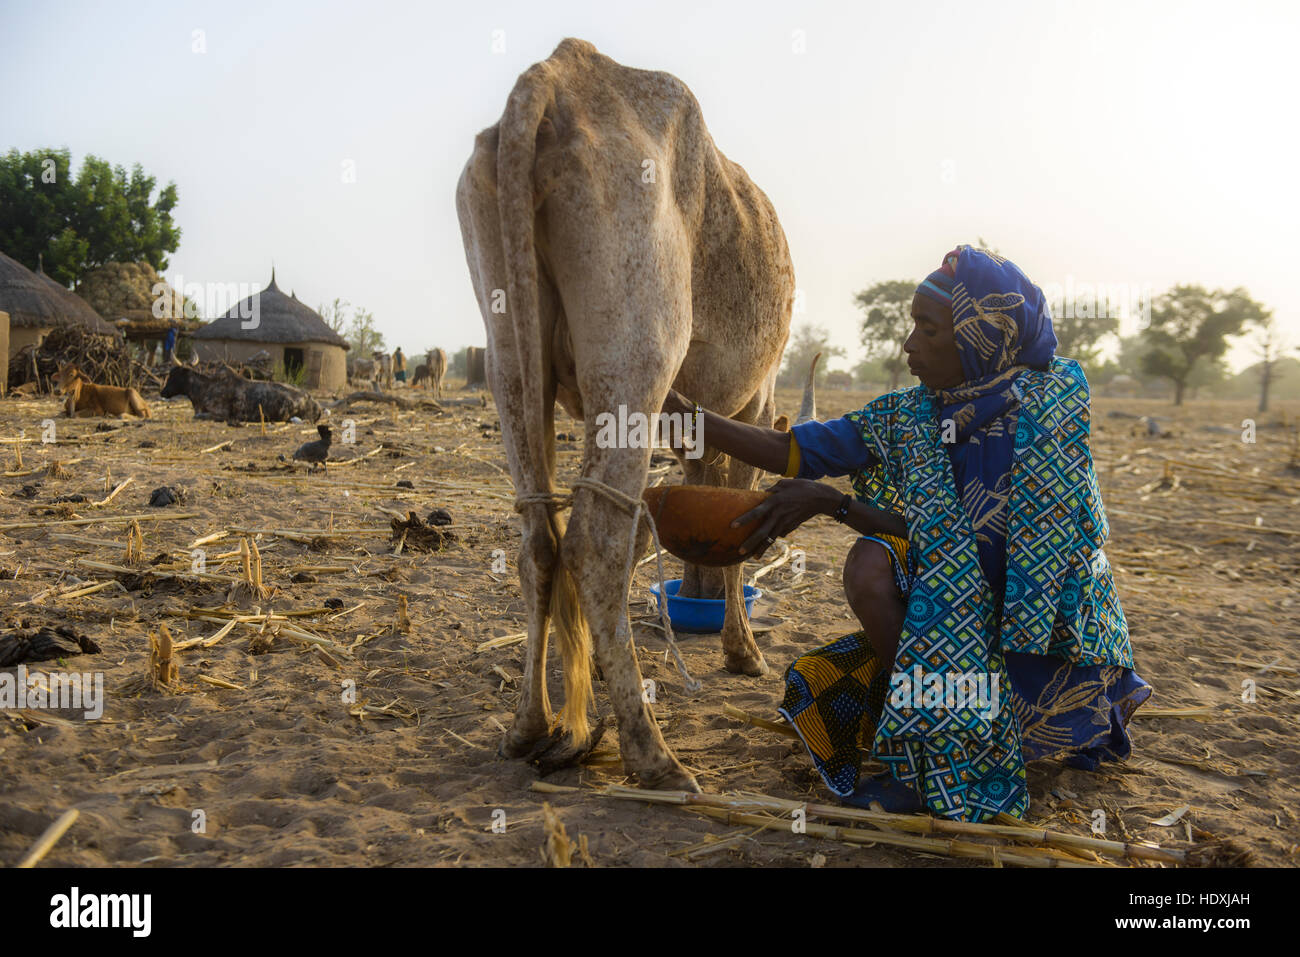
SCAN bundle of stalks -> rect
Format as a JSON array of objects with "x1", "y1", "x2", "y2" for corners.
[
  {"x1": 541, "y1": 802, "x2": 574, "y2": 867},
  {"x1": 45, "y1": 459, "x2": 70, "y2": 480},
  {"x1": 599, "y1": 786, "x2": 1254, "y2": 868},
  {"x1": 230, "y1": 537, "x2": 270, "y2": 600},
  {"x1": 123, "y1": 519, "x2": 145, "y2": 565},
  {"x1": 150, "y1": 623, "x2": 178, "y2": 691}
]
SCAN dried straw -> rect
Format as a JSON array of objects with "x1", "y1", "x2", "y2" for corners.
[
  {"x1": 599, "y1": 786, "x2": 1252, "y2": 867},
  {"x1": 16, "y1": 809, "x2": 79, "y2": 868}
]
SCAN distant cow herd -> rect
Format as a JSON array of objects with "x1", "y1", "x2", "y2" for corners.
[
  {"x1": 46, "y1": 343, "x2": 481, "y2": 427},
  {"x1": 346, "y1": 347, "x2": 457, "y2": 397}
]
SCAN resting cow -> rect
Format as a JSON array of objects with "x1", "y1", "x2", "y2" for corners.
[
  {"x1": 161, "y1": 365, "x2": 322, "y2": 423},
  {"x1": 456, "y1": 39, "x2": 794, "y2": 791},
  {"x1": 55, "y1": 364, "x2": 151, "y2": 418}
]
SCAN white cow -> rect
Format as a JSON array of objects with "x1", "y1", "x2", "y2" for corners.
[
  {"x1": 372, "y1": 351, "x2": 394, "y2": 391},
  {"x1": 457, "y1": 39, "x2": 794, "y2": 790}
]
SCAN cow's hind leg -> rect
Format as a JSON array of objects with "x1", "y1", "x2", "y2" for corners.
[
  {"x1": 559, "y1": 454, "x2": 698, "y2": 792},
  {"x1": 499, "y1": 509, "x2": 560, "y2": 757}
]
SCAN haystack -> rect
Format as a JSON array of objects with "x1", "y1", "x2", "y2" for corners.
[{"x1": 75, "y1": 261, "x2": 198, "y2": 347}]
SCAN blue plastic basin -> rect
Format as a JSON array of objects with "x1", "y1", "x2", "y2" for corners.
[{"x1": 648, "y1": 579, "x2": 761, "y2": 633}]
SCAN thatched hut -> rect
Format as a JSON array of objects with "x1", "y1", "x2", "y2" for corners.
[
  {"x1": 75, "y1": 261, "x2": 198, "y2": 357},
  {"x1": 191, "y1": 271, "x2": 348, "y2": 390},
  {"x1": 0, "y1": 250, "x2": 118, "y2": 356}
]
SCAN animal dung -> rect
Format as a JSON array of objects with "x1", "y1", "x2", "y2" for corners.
[
  {"x1": 640, "y1": 485, "x2": 772, "y2": 567},
  {"x1": 148, "y1": 486, "x2": 187, "y2": 507},
  {"x1": 390, "y1": 511, "x2": 456, "y2": 552},
  {"x1": 427, "y1": 508, "x2": 453, "y2": 526},
  {"x1": 0, "y1": 624, "x2": 100, "y2": 666}
]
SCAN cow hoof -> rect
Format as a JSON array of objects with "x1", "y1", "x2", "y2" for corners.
[
  {"x1": 499, "y1": 724, "x2": 550, "y2": 759},
  {"x1": 528, "y1": 717, "x2": 610, "y2": 775},
  {"x1": 724, "y1": 651, "x2": 769, "y2": 677},
  {"x1": 637, "y1": 763, "x2": 702, "y2": 794}
]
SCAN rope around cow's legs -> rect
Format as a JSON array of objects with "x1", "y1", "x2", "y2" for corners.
[{"x1": 514, "y1": 477, "x2": 701, "y2": 693}]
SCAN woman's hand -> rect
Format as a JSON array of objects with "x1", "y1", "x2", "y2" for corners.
[{"x1": 732, "y1": 479, "x2": 840, "y2": 558}]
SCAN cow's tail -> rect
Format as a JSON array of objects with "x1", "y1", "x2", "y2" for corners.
[{"x1": 496, "y1": 65, "x2": 592, "y2": 745}]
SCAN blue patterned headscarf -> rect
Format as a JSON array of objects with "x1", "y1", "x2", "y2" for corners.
[{"x1": 922, "y1": 246, "x2": 1057, "y2": 597}]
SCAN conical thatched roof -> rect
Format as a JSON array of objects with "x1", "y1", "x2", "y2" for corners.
[
  {"x1": 192, "y1": 270, "x2": 348, "y2": 348},
  {"x1": 0, "y1": 249, "x2": 117, "y2": 334},
  {"x1": 75, "y1": 261, "x2": 197, "y2": 336}
]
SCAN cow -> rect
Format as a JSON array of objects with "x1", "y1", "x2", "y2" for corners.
[
  {"x1": 54, "y1": 364, "x2": 151, "y2": 418},
  {"x1": 348, "y1": 356, "x2": 377, "y2": 387},
  {"x1": 456, "y1": 39, "x2": 794, "y2": 791},
  {"x1": 373, "y1": 351, "x2": 394, "y2": 391},
  {"x1": 424, "y1": 348, "x2": 447, "y2": 398},
  {"x1": 412, "y1": 348, "x2": 446, "y2": 394},
  {"x1": 161, "y1": 365, "x2": 322, "y2": 424}
]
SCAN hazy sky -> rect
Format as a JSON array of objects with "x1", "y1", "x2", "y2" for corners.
[{"x1": 3, "y1": 0, "x2": 1296, "y2": 372}]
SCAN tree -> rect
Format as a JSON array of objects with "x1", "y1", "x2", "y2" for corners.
[
  {"x1": 347, "y1": 308, "x2": 385, "y2": 356},
  {"x1": 778, "y1": 323, "x2": 845, "y2": 389},
  {"x1": 450, "y1": 346, "x2": 468, "y2": 378},
  {"x1": 1248, "y1": 311, "x2": 1290, "y2": 413},
  {"x1": 853, "y1": 280, "x2": 915, "y2": 391},
  {"x1": 0, "y1": 148, "x2": 181, "y2": 286},
  {"x1": 1139, "y1": 285, "x2": 1267, "y2": 405},
  {"x1": 852, "y1": 354, "x2": 894, "y2": 389},
  {"x1": 318, "y1": 297, "x2": 351, "y2": 335},
  {"x1": 1052, "y1": 309, "x2": 1119, "y2": 366}
]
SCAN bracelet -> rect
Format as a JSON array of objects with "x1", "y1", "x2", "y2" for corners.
[
  {"x1": 693, "y1": 403, "x2": 703, "y2": 430},
  {"x1": 833, "y1": 494, "x2": 852, "y2": 523}
]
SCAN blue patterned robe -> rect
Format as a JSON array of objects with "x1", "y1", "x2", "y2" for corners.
[{"x1": 825, "y1": 357, "x2": 1146, "y2": 820}]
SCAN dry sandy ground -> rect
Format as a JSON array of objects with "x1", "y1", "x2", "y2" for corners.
[{"x1": 0, "y1": 381, "x2": 1297, "y2": 868}]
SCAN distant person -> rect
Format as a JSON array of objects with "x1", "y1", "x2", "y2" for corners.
[
  {"x1": 163, "y1": 323, "x2": 178, "y2": 364},
  {"x1": 393, "y1": 347, "x2": 407, "y2": 384}
]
